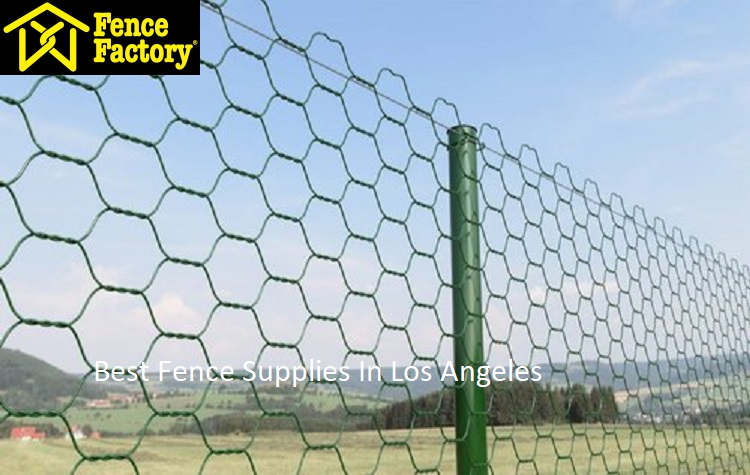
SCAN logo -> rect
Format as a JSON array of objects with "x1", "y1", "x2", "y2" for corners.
[
  {"x1": 1, "y1": 1, "x2": 199, "y2": 75},
  {"x1": 3, "y1": 3, "x2": 88, "y2": 72}
]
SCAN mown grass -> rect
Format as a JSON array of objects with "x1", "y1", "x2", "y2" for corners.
[{"x1": 1, "y1": 425, "x2": 749, "y2": 474}]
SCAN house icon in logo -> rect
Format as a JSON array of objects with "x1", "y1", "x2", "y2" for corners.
[{"x1": 3, "y1": 3, "x2": 90, "y2": 72}]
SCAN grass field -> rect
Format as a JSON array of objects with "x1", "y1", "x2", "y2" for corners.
[
  {"x1": 63, "y1": 390, "x2": 385, "y2": 434},
  {"x1": 2, "y1": 425, "x2": 749, "y2": 474}
]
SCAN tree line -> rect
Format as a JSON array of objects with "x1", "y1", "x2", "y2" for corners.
[
  {"x1": 163, "y1": 382, "x2": 618, "y2": 436},
  {"x1": 375, "y1": 381, "x2": 619, "y2": 430}
]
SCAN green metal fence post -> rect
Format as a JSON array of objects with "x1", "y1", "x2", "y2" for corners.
[{"x1": 448, "y1": 125, "x2": 488, "y2": 475}]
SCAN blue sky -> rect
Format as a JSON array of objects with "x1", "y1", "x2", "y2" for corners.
[
  {"x1": 0, "y1": 0, "x2": 748, "y2": 374},
  {"x1": 266, "y1": 0, "x2": 750, "y2": 265}
]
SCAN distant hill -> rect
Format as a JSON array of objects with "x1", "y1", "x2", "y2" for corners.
[
  {"x1": 2, "y1": 346, "x2": 747, "y2": 418},
  {"x1": 536, "y1": 352, "x2": 750, "y2": 392},
  {"x1": 0, "y1": 348, "x2": 106, "y2": 410},
  {"x1": 336, "y1": 353, "x2": 750, "y2": 402}
]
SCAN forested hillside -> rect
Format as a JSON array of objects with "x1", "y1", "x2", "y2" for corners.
[
  {"x1": 375, "y1": 381, "x2": 619, "y2": 430},
  {"x1": 0, "y1": 348, "x2": 105, "y2": 410}
]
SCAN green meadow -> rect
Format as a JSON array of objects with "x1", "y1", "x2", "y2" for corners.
[{"x1": 2, "y1": 425, "x2": 748, "y2": 474}]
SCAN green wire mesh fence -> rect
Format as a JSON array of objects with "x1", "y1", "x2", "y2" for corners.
[{"x1": 0, "y1": 0, "x2": 748, "y2": 473}]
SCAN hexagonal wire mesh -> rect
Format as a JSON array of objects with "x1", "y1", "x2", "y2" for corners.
[{"x1": 0, "y1": 0, "x2": 749, "y2": 473}]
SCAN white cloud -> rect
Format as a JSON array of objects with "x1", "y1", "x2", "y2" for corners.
[
  {"x1": 4, "y1": 261, "x2": 95, "y2": 322},
  {"x1": 619, "y1": 60, "x2": 712, "y2": 106},
  {"x1": 617, "y1": 94, "x2": 712, "y2": 119},
  {"x1": 528, "y1": 285, "x2": 547, "y2": 306},
  {"x1": 613, "y1": 55, "x2": 750, "y2": 119},
  {"x1": 151, "y1": 292, "x2": 206, "y2": 334}
]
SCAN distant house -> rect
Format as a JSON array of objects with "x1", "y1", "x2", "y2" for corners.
[
  {"x1": 109, "y1": 393, "x2": 137, "y2": 405},
  {"x1": 86, "y1": 399, "x2": 113, "y2": 409},
  {"x1": 85, "y1": 393, "x2": 137, "y2": 409},
  {"x1": 66, "y1": 425, "x2": 87, "y2": 440},
  {"x1": 10, "y1": 426, "x2": 45, "y2": 441}
]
